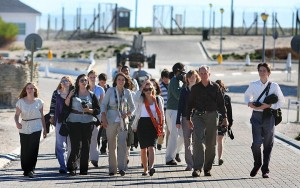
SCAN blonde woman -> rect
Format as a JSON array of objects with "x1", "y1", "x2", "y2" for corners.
[
  {"x1": 132, "y1": 80, "x2": 164, "y2": 176},
  {"x1": 51, "y1": 76, "x2": 73, "y2": 173},
  {"x1": 14, "y1": 83, "x2": 47, "y2": 178},
  {"x1": 176, "y1": 70, "x2": 200, "y2": 171}
]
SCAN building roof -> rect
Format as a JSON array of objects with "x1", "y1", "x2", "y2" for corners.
[
  {"x1": 117, "y1": 7, "x2": 131, "y2": 12},
  {"x1": 0, "y1": 0, "x2": 41, "y2": 15}
]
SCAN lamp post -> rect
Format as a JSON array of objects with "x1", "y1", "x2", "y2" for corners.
[
  {"x1": 261, "y1": 13, "x2": 269, "y2": 62},
  {"x1": 217, "y1": 8, "x2": 224, "y2": 64},
  {"x1": 209, "y1": 3, "x2": 213, "y2": 31}
]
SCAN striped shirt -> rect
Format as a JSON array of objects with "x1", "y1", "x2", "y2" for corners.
[
  {"x1": 244, "y1": 80, "x2": 285, "y2": 111},
  {"x1": 159, "y1": 82, "x2": 168, "y2": 110}
]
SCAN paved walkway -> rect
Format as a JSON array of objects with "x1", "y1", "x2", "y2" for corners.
[{"x1": 0, "y1": 101, "x2": 300, "y2": 187}]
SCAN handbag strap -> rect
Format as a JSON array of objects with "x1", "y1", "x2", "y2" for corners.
[{"x1": 256, "y1": 82, "x2": 271, "y2": 103}]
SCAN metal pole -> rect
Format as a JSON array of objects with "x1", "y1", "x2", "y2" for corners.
[
  {"x1": 230, "y1": 0, "x2": 234, "y2": 35},
  {"x1": 220, "y1": 13, "x2": 223, "y2": 54},
  {"x1": 272, "y1": 38, "x2": 276, "y2": 68},
  {"x1": 209, "y1": 4, "x2": 212, "y2": 31},
  {"x1": 135, "y1": 0, "x2": 138, "y2": 28},
  {"x1": 262, "y1": 21, "x2": 266, "y2": 62},
  {"x1": 30, "y1": 40, "x2": 35, "y2": 82},
  {"x1": 297, "y1": 56, "x2": 300, "y2": 121}
]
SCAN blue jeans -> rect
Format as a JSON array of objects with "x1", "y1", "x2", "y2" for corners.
[
  {"x1": 55, "y1": 122, "x2": 68, "y2": 171},
  {"x1": 250, "y1": 111, "x2": 275, "y2": 174}
]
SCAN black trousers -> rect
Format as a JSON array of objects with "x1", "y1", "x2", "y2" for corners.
[
  {"x1": 19, "y1": 131, "x2": 41, "y2": 174},
  {"x1": 67, "y1": 123, "x2": 93, "y2": 173}
]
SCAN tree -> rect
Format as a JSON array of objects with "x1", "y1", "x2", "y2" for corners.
[{"x1": 0, "y1": 17, "x2": 18, "y2": 47}]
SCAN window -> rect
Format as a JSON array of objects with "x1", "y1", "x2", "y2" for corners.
[
  {"x1": 119, "y1": 12, "x2": 128, "y2": 18},
  {"x1": 13, "y1": 23, "x2": 26, "y2": 35}
]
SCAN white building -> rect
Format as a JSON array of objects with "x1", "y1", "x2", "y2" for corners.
[{"x1": 0, "y1": 0, "x2": 41, "y2": 41}]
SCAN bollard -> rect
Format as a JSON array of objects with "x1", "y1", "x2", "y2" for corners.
[
  {"x1": 217, "y1": 54, "x2": 223, "y2": 64},
  {"x1": 245, "y1": 54, "x2": 251, "y2": 66}
]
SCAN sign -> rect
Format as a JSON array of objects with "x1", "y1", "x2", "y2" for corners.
[
  {"x1": 25, "y1": 33, "x2": 43, "y2": 52},
  {"x1": 291, "y1": 35, "x2": 300, "y2": 54}
]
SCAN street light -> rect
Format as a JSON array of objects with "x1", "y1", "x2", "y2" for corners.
[
  {"x1": 218, "y1": 8, "x2": 224, "y2": 64},
  {"x1": 261, "y1": 12, "x2": 269, "y2": 62},
  {"x1": 209, "y1": 3, "x2": 213, "y2": 31}
]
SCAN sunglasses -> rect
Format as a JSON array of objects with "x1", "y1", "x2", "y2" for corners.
[
  {"x1": 143, "y1": 88, "x2": 153, "y2": 92},
  {"x1": 79, "y1": 79, "x2": 88, "y2": 83},
  {"x1": 61, "y1": 80, "x2": 69, "y2": 84}
]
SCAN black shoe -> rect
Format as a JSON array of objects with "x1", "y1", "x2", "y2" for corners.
[
  {"x1": 142, "y1": 172, "x2": 148, "y2": 176},
  {"x1": 219, "y1": 159, "x2": 224, "y2": 166},
  {"x1": 166, "y1": 160, "x2": 177, "y2": 165},
  {"x1": 127, "y1": 159, "x2": 129, "y2": 164},
  {"x1": 91, "y1": 160, "x2": 98, "y2": 167},
  {"x1": 23, "y1": 171, "x2": 29, "y2": 176},
  {"x1": 149, "y1": 168, "x2": 155, "y2": 176},
  {"x1": 69, "y1": 170, "x2": 76, "y2": 176},
  {"x1": 130, "y1": 146, "x2": 134, "y2": 151},
  {"x1": 175, "y1": 153, "x2": 181, "y2": 162},
  {"x1": 192, "y1": 170, "x2": 201, "y2": 177},
  {"x1": 262, "y1": 173, "x2": 269, "y2": 178},
  {"x1": 204, "y1": 170, "x2": 211, "y2": 176},
  {"x1": 109, "y1": 172, "x2": 115, "y2": 176},
  {"x1": 27, "y1": 171, "x2": 35, "y2": 178},
  {"x1": 119, "y1": 170, "x2": 126, "y2": 176},
  {"x1": 157, "y1": 144, "x2": 162, "y2": 150},
  {"x1": 250, "y1": 166, "x2": 261, "y2": 177},
  {"x1": 79, "y1": 172, "x2": 88, "y2": 175},
  {"x1": 59, "y1": 169, "x2": 67, "y2": 174}
]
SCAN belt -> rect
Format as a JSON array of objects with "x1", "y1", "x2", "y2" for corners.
[
  {"x1": 71, "y1": 109, "x2": 92, "y2": 115},
  {"x1": 107, "y1": 106, "x2": 118, "y2": 111},
  {"x1": 22, "y1": 118, "x2": 41, "y2": 121},
  {"x1": 194, "y1": 110, "x2": 215, "y2": 116}
]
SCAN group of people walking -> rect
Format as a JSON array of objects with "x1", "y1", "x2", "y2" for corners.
[{"x1": 14, "y1": 62, "x2": 284, "y2": 179}]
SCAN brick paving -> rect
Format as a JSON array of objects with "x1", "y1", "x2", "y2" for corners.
[{"x1": 0, "y1": 102, "x2": 300, "y2": 187}]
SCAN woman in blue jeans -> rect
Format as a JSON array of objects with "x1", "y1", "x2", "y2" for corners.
[{"x1": 50, "y1": 76, "x2": 73, "y2": 173}]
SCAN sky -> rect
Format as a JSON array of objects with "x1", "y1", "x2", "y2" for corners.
[{"x1": 22, "y1": 0, "x2": 300, "y2": 30}]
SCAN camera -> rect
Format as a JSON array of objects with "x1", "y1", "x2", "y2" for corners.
[
  {"x1": 81, "y1": 101, "x2": 88, "y2": 108},
  {"x1": 218, "y1": 125, "x2": 227, "y2": 133},
  {"x1": 253, "y1": 102, "x2": 262, "y2": 107}
]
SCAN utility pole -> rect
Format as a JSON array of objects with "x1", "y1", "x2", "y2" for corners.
[
  {"x1": 230, "y1": 0, "x2": 234, "y2": 35},
  {"x1": 135, "y1": 0, "x2": 138, "y2": 28}
]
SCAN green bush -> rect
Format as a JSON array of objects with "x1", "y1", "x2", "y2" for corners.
[{"x1": 0, "y1": 17, "x2": 18, "y2": 47}]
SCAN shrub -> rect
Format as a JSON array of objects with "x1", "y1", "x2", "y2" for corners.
[{"x1": 0, "y1": 17, "x2": 18, "y2": 47}]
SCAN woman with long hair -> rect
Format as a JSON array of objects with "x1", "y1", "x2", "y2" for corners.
[
  {"x1": 176, "y1": 70, "x2": 200, "y2": 171},
  {"x1": 65, "y1": 74, "x2": 100, "y2": 176},
  {"x1": 215, "y1": 80, "x2": 233, "y2": 166},
  {"x1": 101, "y1": 72, "x2": 135, "y2": 176},
  {"x1": 14, "y1": 83, "x2": 47, "y2": 178},
  {"x1": 132, "y1": 80, "x2": 164, "y2": 176},
  {"x1": 51, "y1": 76, "x2": 73, "y2": 173}
]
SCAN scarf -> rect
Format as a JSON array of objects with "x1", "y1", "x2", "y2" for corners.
[{"x1": 144, "y1": 96, "x2": 163, "y2": 136}]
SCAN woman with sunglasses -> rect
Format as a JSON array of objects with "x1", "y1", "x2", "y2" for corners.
[
  {"x1": 132, "y1": 80, "x2": 164, "y2": 176},
  {"x1": 64, "y1": 74, "x2": 100, "y2": 176},
  {"x1": 14, "y1": 83, "x2": 47, "y2": 178},
  {"x1": 101, "y1": 72, "x2": 135, "y2": 176},
  {"x1": 49, "y1": 76, "x2": 73, "y2": 174}
]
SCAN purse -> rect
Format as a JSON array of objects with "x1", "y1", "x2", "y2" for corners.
[
  {"x1": 272, "y1": 108, "x2": 282, "y2": 126},
  {"x1": 59, "y1": 121, "x2": 69, "y2": 136}
]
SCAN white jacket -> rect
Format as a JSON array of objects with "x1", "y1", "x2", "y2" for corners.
[{"x1": 132, "y1": 90, "x2": 165, "y2": 130}]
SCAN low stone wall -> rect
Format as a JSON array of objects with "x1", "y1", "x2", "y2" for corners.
[{"x1": 0, "y1": 60, "x2": 38, "y2": 108}]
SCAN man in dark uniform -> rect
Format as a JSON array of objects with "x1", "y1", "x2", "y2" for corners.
[{"x1": 187, "y1": 65, "x2": 228, "y2": 177}]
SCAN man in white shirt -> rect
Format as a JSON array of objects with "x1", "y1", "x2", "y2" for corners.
[{"x1": 244, "y1": 63, "x2": 285, "y2": 179}]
